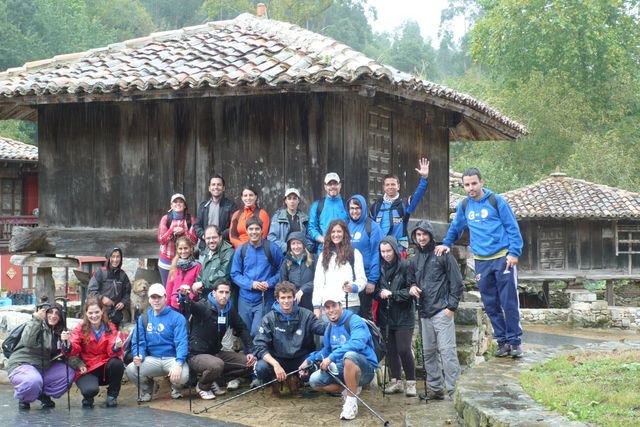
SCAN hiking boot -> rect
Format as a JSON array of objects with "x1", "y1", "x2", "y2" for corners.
[
  {"x1": 39, "y1": 394, "x2": 55, "y2": 408},
  {"x1": 196, "y1": 385, "x2": 215, "y2": 400},
  {"x1": 405, "y1": 380, "x2": 417, "y2": 397},
  {"x1": 340, "y1": 396, "x2": 358, "y2": 420},
  {"x1": 384, "y1": 379, "x2": 403, "y2": 394},
  {"x1": 226, "y1": 379, "x2": 241, "y2": 390},
  {"x1": 170, "y1": 387, "x2": 183, "y2": 399},
  {"x1": 420, "y1": 389, "x2": 445, "y2": 400},
  {"x1": 495, "y1": 343, "x2": 511, "y2": 357},
  {"x1": 106, "y1": 395, "x2": 118, "y2": 408},
  {"x1": 287, "y1": 376, "x2": 303, "y2": 398},
  {"x1": 138, "y1": 392, "x2": 152, "y2": 402},
  {"x1": 18, "y1": 402, "x2": 30, "y2": 410},
  {"x1": 82, "y1": 397, "x2": 94, "y2": 408},
  {"x1": 211, "y1": 381, "x2": 226, "y2": 396},
  {"x1": 510, "y1": 345, "x2": 523, "y2": 358},
  {"x1": 271, "y1": 382, "x2": 281, "y2": 397},
  {"x1": 138, "y1": 381, "x2": 159, "y2": 402}
]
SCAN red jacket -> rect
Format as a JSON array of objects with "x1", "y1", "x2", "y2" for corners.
[
  {"x1": 166, "y1": 262, "x2": 202, "y2": 310},
  {"x1": 158, "y1": 214, "x2": 198, "y2": 262},
  {"x1": 66, "y1": 322, "x2": 123, "y2": 379}
]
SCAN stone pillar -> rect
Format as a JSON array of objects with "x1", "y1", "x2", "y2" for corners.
[
  {"x1": 35, "y1": 267, "x2": 55, "y2": 304},
  {"x1": 10, "y1": 255, "x2": 78, "y2": 304}
]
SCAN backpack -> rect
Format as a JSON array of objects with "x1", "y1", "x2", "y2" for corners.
[
  {"x1": 461, "y1": 194, "x2": 499, "y2": 219},
  {"x1": 328, "y1": 312, "x2": 386, "y2": 362},
  {"x1": 2, "y1": 322, "x2": 28, "y2": 359},
  {"x1": 239, "y1": 240, "x2": 277, "y2": 276},
  {"x1": 371, "y1": 197, "x2": 408, "y2": 237}
]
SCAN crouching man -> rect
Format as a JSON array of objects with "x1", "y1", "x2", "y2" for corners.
[
  {"x1": 298, "y1": 292, "x2": 378, "y2": 420},
  {"x1": 126, "y1": 283, "x2": 189, "y2": 401},
  {"x1": 253, "y1": 282, "x2": 325, "y2": 397}
]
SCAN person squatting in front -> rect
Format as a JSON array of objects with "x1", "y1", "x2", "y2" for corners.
[
  {"x1": 7, "y1": 303, "x2": 76, "y2": 410},
  {"x1": 253, "y1": 281, "x2": 326, "y2": 397},
  {"x1": 61, "y1": 296, "x2": 125, "y2": 408},
  {"x1": 410, "y1": 220, "x2": 464, "y2": 400},
  {"x1": 125, "y1": 283, "x2": 190, "y2": 401},
  {"x1": 178, "y1": 279, "x2": 256, "y2": 400},
  {"x1": 299, "y1": 292, "x2": 378, "y2": 421}
]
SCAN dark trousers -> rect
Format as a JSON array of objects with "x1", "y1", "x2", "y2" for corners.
[
  {"x1": 76, "y1": 358, "x2": 125, "y2": 399},
  {"x1": 188, "y1": 351, "x2": 251, "y2": 389},
  {"x1": 254, "y1": 355, "x2": 307, "y2": 382},
  {"x1": 386, "y1": 328, "x2": 416, "y2": 380},
  {"x1": 358, "y1": 292, "x2": 374, "y2": 320}
]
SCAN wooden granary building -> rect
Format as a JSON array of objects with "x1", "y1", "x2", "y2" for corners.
[{"x1": 0, "y1": 13, "x2": 526, "y2": 259}]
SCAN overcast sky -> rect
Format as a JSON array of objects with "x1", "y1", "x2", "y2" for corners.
[{"x1": 367, "y1": 0, "x2": 463, "y2": 46}]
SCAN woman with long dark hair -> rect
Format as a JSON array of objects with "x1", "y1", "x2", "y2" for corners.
[
  {"x1": 229, "y1": 186, "x2": 270, "y2": 249},
  {"x1": 62, "y1": 297, "x2": 125, "y2": 408},
  {"x1": 165, "y1": 236, "x2": 202, "y2": 311},
  {"x1": 158, "y1": 193, "x2": 198, "y2": 286},
  {"x1": 311, "y1": 220, "x2": 366, "y2": 318}
]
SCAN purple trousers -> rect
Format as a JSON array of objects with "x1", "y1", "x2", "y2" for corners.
[{"x1": 9, "y1": 362, "x2": 75, "y2": 403}]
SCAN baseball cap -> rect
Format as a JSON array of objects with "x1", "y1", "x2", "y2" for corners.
[
  {"x1": 148, "y1": 283, "x2": 166, "y2": 297},
  {"x1": 170, "y1": 193, "x2": 186, "y2": 203},
  {"x1": 284, "y1": 188, "x2": 301, "y2": 198},
  {"x1": 323, "y1": 291, "x2": 344, "y2": 307},
  {"x1": 324, "y1": 172, "x2": 341, "y2": 184}
]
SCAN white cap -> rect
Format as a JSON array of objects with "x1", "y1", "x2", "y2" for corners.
[
  {"x1": 323, "y1": 291, "x2": 344, "y2": 306},
  {"x1": 284, "y1": 188, "x2": 301, "y2": 198},
  {"x1": 148, "y1": 283, "x2": 166, "y2": 297},
  {"x1": 324, "y1": 172, "x2": 340, "y2": 184},
  {"x1": 170, "y1": 193, "x2": 186, "y2": 203}
]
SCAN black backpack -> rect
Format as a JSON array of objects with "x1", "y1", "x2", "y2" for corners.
[
  {"x1": 328, "y1": 312, "x2": 386, "y2": 363},
  {"x1": 2, "y1": 323, "x2": 28, "y2": 359}
]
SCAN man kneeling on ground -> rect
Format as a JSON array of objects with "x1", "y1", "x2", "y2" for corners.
[
  {"x1": 253, "y1": 281, "x2": 325, "y2": 397},
  {"x1": 178, "y1": 279, "x2": 256, "y2": 400},
  {"x1": 298, "y1": 292, "x2": 378, "y2": 420},
  {"x1": 126, "y1": 283, "x2": 189, "y2": 401}
]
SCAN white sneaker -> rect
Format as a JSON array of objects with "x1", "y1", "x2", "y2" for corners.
[
  {"x1": 340, "y1": 396, "x2": 358, "y2": 420},
  {"x1": 226, "y1": 379, "x2": 241, "y2": 390},
  {"x1": 196, "y1": 385, "x2": 216, "y2": 400},
  {"x1": 249, "y1": 378, "x2": 263, "y2": 389},
  {"x1": 138, "y1": 392, "x2": 152, "y2": 402},
  {"x1": 405, "y1": 380, "x2": 417, "y2": 397},
  {"x1": 384, "y1": 379, "x2": 404, "y2": 394},
  {"x1": 211, "y1": 382, "x2": 226, "y2": 396}
]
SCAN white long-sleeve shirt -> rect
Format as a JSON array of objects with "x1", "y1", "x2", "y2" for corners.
[{"x1": 312, "y1": 249, "x2": 367, "y2": 309}]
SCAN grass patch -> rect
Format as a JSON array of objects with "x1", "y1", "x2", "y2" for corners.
[{"x1": 521, "y1": 349, "x2": 640, "y2": 427}]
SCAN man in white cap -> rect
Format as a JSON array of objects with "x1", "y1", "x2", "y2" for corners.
[
  {"x1": 299, "y1": 291, "x2": 378, "y2": 420},
  {"x1": 267, "y1": 187, "x2": 312, "y2": 253},
  {"x1": 126, "y1": 283, "x2": 190, "y2": 401},
  {"x1": 307, "y1": 173, "x2": 348, "y2": 253}
]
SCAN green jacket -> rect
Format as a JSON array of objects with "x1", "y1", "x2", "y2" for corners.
[
  {"x1": 8, "y1": 317, "x2": 60, "y2": 374},
  {"x1": 197, "y1": 239, "x2": 235, "y2": 294}
]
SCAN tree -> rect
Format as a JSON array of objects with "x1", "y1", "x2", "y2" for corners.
[
  {"x1": 141, "y1": 0, "x2": 205, "y2": 30},
  {"x1": 385, "y1": 20, "x2": 436, "y2": 77}
]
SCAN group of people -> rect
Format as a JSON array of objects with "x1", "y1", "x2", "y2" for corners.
[{"x1": 7, "y1": 164, "x2": 524, "y2": 421}]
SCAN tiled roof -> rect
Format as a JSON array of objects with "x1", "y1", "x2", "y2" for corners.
[
  {"x1": 502, "y1": 173, "x2": 640, "y2": 219},
  {"x1": 0, "y1": 136, "x2": 38, "y2": 161},
  {"x1": 0, "y1": 14, "x2": 526, "y2": 140}
]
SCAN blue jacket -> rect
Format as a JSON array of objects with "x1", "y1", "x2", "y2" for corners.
[
  {"x1": 267, "y1": 208, "x2": 312, "y2": 253},
  {"x1": 305, "y1": 309, "x2": 378, "y2": 368},
  {"x1": 230, "y1": 240, "x2": 285, "y2": 304},
  {"x1": 307, "y1": 195, "x2": 348, "y2": 252},
  {"x1": 371, "y1": 177, "x2": 428, "y2": 242},
  {"x1": 347, "y1": 194, "x2": 382, "y2": 285},
  {"x1": 131, "y1": 306, "x2": 188, "y2": 364},
  {"x1": 443, "y1": 188, "x2": 523, "y2": 257}
]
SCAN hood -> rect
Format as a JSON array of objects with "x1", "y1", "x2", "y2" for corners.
[
  {"x1": 207, "y1": 292, "x2": 231, "y2": 314},
  {"x1": 380, "y1": 235, "x2": 403, "y2": 263},
  {"x1": 105, "y1": 247, "x2": 123, "y2": 271},
  {"x1": 347, "y1": 194, "x2": 368, "y2": 224},
  {"x1": 45, "y1": 302, "x2": 66, "y2": 332},
  {"x1": 287, "y1": 231, "x2": 306, "y2": 245},
  {"x1": 273, "y1": 301, "x2": 298, "y2": 320},
  {"x1": 410, "y1": 220, "x2": 436, "y2": 252}
]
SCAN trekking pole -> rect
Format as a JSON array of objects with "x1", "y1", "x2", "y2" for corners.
[
  {"x1": 57, "y1": 296, "x2": 71, "y2": 412},
  {"x1": 135, "y1": 304, "x2": 141, "y2": 403},
  {"x1": 415, "y1": 297, "x2": 428, "y2": 404},
  {"x1": 323, "y1": 362, "x2": 390, "y2": 426},
  {"x1": 382, "y1": 298, "x2": 391, "y2": 398},
  {"x1": 194, "y1": 367, "x2": 306, "y2": 414},
  {"x1": 261, "y1": 291, "x2": 266, "y2": 319}
]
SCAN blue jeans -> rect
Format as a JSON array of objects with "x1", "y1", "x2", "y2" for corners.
[
  {"x1": 475, "y1": 256, "x2": 522, "y2": 346},
  {"x1": 238, "y1": 294, "x2": 274, "y2": 337},
  {"x1": 309, "y1": 351, "x2": 375, "y2": 388}
]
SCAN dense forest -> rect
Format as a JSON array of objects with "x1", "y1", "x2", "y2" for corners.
[{"x1": 1, "y1": 0, "x2": 639, "y2": 193}]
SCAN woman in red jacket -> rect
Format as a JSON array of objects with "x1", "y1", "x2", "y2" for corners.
[
  {"x1": 61, "y1": 297, "x2": 124, "y2": 408},
  {"x1": 158, "y1": 193, "x2": 198, "y2": 286},
  {"x1": 229, "y1": 186, "x2": 270, "y2": 249},
  {"x1": 165, "y1": 236, "x2": 202, "y2": 310}
]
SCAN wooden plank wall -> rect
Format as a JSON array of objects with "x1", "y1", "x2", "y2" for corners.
[{"x1": 37, "y1": 92, "x2": 452, "y2": 236}]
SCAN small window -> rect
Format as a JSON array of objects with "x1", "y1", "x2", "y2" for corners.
[
  {"x1": 616, "y1": 224, "x2": 640, "y2": 255},
  {"x1": 0, "y1": 178, "x2": 21, "y2": 216}
]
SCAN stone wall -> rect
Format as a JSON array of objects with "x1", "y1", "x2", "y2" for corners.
[{"x1": 521, "y1": 290, "x2": 640, "y2": 329}]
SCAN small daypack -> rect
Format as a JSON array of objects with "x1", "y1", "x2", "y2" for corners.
[
  {"x1": 328, "y1": 312, "x2": 386, "y2": 363},
  {"x1": 2, "y1": 322, "x2": 28, "y2": 359}
]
